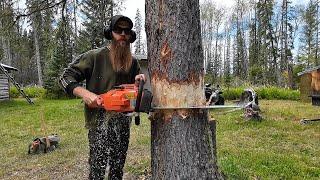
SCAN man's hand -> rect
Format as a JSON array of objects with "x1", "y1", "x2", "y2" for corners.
[
  {"x1": 135, "y1": 74, "x2": 146, "y2": 86},
  {"x1": 73, "y1": 87, "x2": 103, "y2": 108}
]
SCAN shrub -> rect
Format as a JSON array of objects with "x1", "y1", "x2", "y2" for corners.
[
  {"x1": 9, "y1": 87, "x2": 19, "y2": 98},
  {"x1": 24, "y1": 86, "x2": 47, "y2": 98},
  {"x1": 224, "y1": 88, "x2": 244, "y2": 100},
  {"x1": 222, "y1": 86, "x2": 300, "y2": 101},
  {"x1": 9, "y1": 86, "x2": 46, "y2": 98}
]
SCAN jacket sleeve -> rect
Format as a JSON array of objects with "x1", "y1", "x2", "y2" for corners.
[
  {"x1": 59, "y1": 53, "x2": 93, "y2": 96},
  {"x1": 131, "y1": 58, "x2": 141, "y2": 83}
]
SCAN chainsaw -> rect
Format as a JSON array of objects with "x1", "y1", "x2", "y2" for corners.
[
  {"x1": 99, "y1": 80, "x2": 153, "y2": 125},
  {"x1": 98, "y1": 80, "x2": 249, "y2": 125}
]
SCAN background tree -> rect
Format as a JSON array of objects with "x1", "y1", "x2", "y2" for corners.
[
  {"x1": 300, "y1": 0, "x2": 319, "y2": 67},
  {"x1": 0, "y1": 0, "x2": 14, "y2": 66},
  {"x1": 77, "y1": 0, "x2": 113, "y2": 52},
  {"x1": 133, "y1": 8, "x2": 145, "y2": 55},
  {"x1": 26, "y1": 0, "x2": 44, "y2": 86},
  {"x1": 77, "y1": 0, "x2": 124, "y2": 53},
  {"x1": 200, "y1": 0, "x2": 214, "y2": 76},
  {"x1": 146, "y1": 0, "x2": 223, "y2": 178},
  {"x1": 44, "y1": 1, "x2": 73, "y2": 98},
  {"x1": 232, "y1": 0, "x2": 248, "y2": 81}
]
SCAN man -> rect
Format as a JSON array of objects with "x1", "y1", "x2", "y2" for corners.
[{"x1": 59, "y1": 15, "x2": 145, "y2": 180}]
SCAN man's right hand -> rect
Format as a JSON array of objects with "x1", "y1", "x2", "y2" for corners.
[{"x1": 73, "y1": 87, "x2": 103, "y2": 108}]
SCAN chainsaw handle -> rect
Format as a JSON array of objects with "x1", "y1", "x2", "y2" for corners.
[
  {"x1": 134, "y1": 80, "x2": 144, "y2": 126},
  {"x1": 135, "y1": 79, "x2": 145, "y2": 112},
  {"x1": 135, "y1": 116, "x2": 140, "y2": 125}
]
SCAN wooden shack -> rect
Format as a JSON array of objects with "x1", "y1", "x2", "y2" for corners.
[
  {"x1": 0, "y1": 63, "x2": 18, "y2": 101},
  {"x1": 298, "y1": 65, "x2": 320, "y2": 105},
  {"x1": 133, "y1": 54, "x2": 151, "y2": 90}
]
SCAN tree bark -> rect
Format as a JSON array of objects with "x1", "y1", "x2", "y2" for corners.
[
  {"x1": 145, "y1": 0, "x2": 223, "y2": 179},
  {"x1": 0, "y1": 20, "x2": 12, "y2": 66},
  {"x1": 33, "y1": 21, "x2": 43, "y2": 87}
]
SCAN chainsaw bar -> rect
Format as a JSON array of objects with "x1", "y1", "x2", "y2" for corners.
[{"x1": 152, "y1": 105, "x2": 243, "y2": 110}]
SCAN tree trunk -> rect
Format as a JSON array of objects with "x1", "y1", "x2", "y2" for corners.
[
  {"x1": 0, "y1": 21, "x2": 12, "y2": 66},
  {"x1": 145, "y1": 0, "x2": 223, "y2": 179},
  {"x1": 33, "y1": 23, "x2": 43, "y2": 87}
]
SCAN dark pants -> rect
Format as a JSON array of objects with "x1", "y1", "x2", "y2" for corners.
[{"x1": 88, "y1": 112, "x2": 131, "y2": 180}]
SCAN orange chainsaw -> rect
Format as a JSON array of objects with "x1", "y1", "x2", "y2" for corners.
[
  {"x1": 99, "y1": 80, "x2": 153, "y2": 125},
  {"x1": 98, "y1": 80, "x2": 247, "y2": 125}
]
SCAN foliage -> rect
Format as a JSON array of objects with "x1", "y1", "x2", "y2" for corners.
[
  {"x1": 299, "y1": 0, "x2": 320, "y2": 67},
  {"x1": 9, "y1": 86, "x2": 46, "y2": 98},
  {"x1": 78, "y1": 0, "x2": 113, "y2": 51},
  {"x1": 257, "y1": 87, "x2": 300, "y2": 100},
  {"x1": 43, "y1": 18, "x2": 73, "y2": 99},
  {"x1": 134, "y1": 8, "x2": 145, "y2": 55},
  {"x1": 223, "y1": 86, "x2": 300, "y2": 101},
  {"x1": 0, "y1": 99, "x2": 319, "y2": 179},
  {"x1": 9, "y1": 86, "x2": 19, "y2": 98}
]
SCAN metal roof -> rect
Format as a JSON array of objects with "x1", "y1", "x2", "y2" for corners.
[
  {"x1": 133, "y1": 54, "x2": 147, "y2": 61},
  {"x1": 297, "y1": 65, "x2": 320, "y2": 76},
  {"x1": 0, "y1": 63, "x2": 18, "y2": 71}
]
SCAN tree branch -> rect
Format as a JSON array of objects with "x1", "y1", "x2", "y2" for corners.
[{"x1": 12, "y1": 0, "x2": 67, "y2": 26}]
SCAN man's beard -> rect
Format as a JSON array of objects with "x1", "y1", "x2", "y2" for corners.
[{"x1": 110, "y1": 39, "x2": 132, "y2": 73}]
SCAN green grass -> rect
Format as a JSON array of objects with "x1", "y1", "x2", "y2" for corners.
[
  {"x1": 0, "y1": 99, "x2": 319, "y2": 179},
  {"x1": 214, "y1": 100, "x2": 320, "y2": 179}
]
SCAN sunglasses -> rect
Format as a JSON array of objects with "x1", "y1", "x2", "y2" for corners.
[{"x1": 113, "y1": 27, "x2": 131, "y2": 35}]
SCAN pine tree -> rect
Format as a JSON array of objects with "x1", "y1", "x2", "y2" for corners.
[
  {"x1": 44, "y1": 2, "x2": 73, "y2": 98},
  {"x1": 249, "y1": 0, "x2": 263, "y2": 84},
  {"x1": 146, "y1": 0, "x2": 223, "y2": 177},
  {"x1": 0, "y1": 0, "x2": 14, "y2": 66},
  {"x1": 233, "y1": 0, "x2": 248, "y2": 81},
  {"x1": 200, "y1": 0, "x2": 214, "y2": 76},
  {"x1": 134, "y1": 8, "x2": 144, "y2": 55},
  {"x1": 256, "y1": 0, "x2": 277, "y2": 85},
  {"x1": 300, "y1": 0, "x2": 319, "y2": 67},
  {"x1": 78, "y1": 0, "x2": 113, "y2": 52}
]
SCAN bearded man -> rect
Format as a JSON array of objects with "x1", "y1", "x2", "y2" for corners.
[{"x1": 59, "y1": 15, "x2": 145, "y2": 180}]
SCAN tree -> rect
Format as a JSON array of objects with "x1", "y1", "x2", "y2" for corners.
[
  {"x1": 232, "y1": 0, "x2": 248, "y2": 81},
  {"x1": 26, "y1": 0, "x2": 55, "y2": 86},
  {"x1": 300, "y1": 0, "x2": 319, "y2": 67},
  {"x1": 256, "y1": 0, "x2": 277, "y2": 85},
  {"x1": 134, "y1": 8, "x2": 145, "y2": 55},
  {"x1": 78, "y1": 0, "x2": 113, "y2": 51},
  {"x1": 146, "y1": 0, "x2": 223, "y2": 178},
  {"x1": 77, "y1": 0, "x2": 127, "y2": 53},
  {"x1": 0, "y1": 0, "x2": 14, "y2": 66},
  {"x1": 212, "y1": 5, "x2": 225, "y2": 82},
  {"x1": 44, "y1": 1, "x2": 73, "y2": 98},
  {"x1": 200, "y1": 0, "x2": 214, "y2": 75}
]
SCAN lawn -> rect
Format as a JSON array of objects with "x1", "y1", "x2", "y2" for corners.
[{"x1": 0, "y1": 98, "x2": 319, "y2": 179}]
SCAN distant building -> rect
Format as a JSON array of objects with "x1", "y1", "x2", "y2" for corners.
[
  {"x1": 134, "y1": 54, "x2": 151, "y2": 90},
  {"x1": 0, "y1": 63, "x2": 18, "y2": 101},
  {"x1": 298, "y1": 65, "x2": 320, "y2": 105}
]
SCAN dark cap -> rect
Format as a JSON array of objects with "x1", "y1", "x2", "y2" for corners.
[{"x1": 109, "y1": 15, "x2": 133, "y2": 30}]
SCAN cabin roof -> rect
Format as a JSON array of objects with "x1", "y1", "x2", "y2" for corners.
[
  {"x1": 0, "y1": 63, "x2": 18, "y2": 72},
  {"x1": 297, "y1": 65, "x2": 320, "y2": 76},
  {"x1": 133, "y1": 54, "x2": 147, "y2": 61}
]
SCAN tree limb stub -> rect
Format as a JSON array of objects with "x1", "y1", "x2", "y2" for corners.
[{"x1": 160, "y1": 40, "x2": 172, "y2": 67}]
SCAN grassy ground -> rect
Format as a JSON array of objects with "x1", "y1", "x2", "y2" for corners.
[{"x1": 0, "y1": 98, "x2": 319, "y2": 179}]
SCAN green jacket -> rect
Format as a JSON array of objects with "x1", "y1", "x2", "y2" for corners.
[{"x1": 59, "y1": 46, "x2": 140, "y2": 128}]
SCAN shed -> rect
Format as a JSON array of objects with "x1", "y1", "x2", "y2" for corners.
[
  {"x1": 134, "y1": 54, "x2": 151, "y2": 90},
  {"x1": 0, "y1": 63, "x2": 18, "y2": 101},
  {"x1": 298, "y1": 65, "x2": 320, "y2": 104}
]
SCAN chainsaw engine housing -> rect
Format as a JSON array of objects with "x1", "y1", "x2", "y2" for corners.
[{"x1": 100, "y1": 84, "x2": 153, "y2": 113}]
